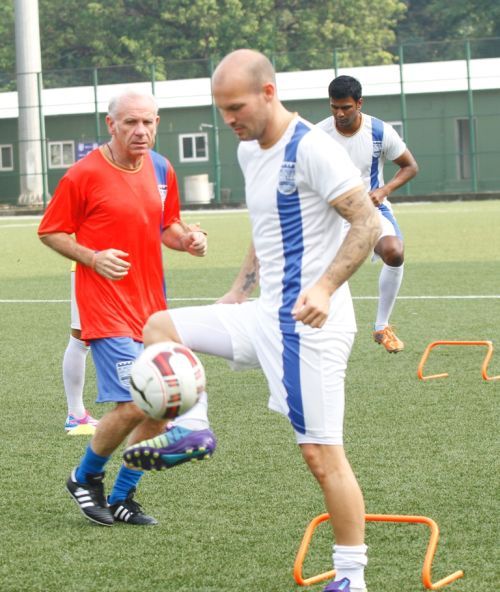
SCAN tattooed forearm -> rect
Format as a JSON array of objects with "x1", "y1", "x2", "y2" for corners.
[
  {"x1": 323, "y1": 187, "x2": 381, "y2": 292},
  {"x1": 241, "y1": 270, "x2": 257, "y2": 294},
  {"x1": 231, "y1": 243, "x2": 260, "y2": 297}
]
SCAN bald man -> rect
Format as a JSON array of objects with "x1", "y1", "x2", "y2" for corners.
[
  {"x1": 39, "y1": 90, "x2": 215, "y2": 527},
  {"x1": 124, "y1": 51, "x2": 379, "y2": 592}
]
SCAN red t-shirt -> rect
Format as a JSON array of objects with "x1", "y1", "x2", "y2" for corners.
[{"x1": 38, "y1": 149, "x2": 180, "y2": 341}]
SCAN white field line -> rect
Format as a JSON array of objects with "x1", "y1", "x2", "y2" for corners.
[{"x1": 1, "y1": 295, "x2": 499, "y2": 304}]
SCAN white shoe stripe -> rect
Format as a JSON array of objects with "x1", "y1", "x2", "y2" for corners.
[
  {"x1": 115, "y1": 506, "x2": 131, "y2": 521},
  {"x1": 76, "y1": 495, "x2": 92, "y2": 503}
]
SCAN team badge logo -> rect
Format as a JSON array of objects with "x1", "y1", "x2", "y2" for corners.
[
  {"x1": 116, "y1": 360, "x2": 134, "y2": 388},
  {"x1": 157, "y1": 184, "x2": 167, "y2": 201},
  {"x1": 278, "y1": 161, "x2": 297, "y2": 195},
  {"x1": 372, "y1": 140, "x2": 383, "y2": 158}
]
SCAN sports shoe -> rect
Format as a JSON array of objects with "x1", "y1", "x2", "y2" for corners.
[
  {"x1": 109, "y1": 487, "x2": 158, "y2": 525},
  {"x1": 373, "y1": 325, "x2": 404, "y2": 353},
  {"x1": 323, "y1": 578, "x2": 351, "y2": 591},
  {"x1": 66, "y1": 469, "x2": 114, "y2": 526},
  {"x1": 123, "y1": 425, "x2": 216, "y2": 471},
  {"x1": 65, "y1": 410, "x2": 99, "y2": 432},
  {"x1": 323, "y1": 580, "x2": 367, "y2": 592}
]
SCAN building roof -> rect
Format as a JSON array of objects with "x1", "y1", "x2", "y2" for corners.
[{"x1": 1, "y1": 57, "x2": 499, "y2": 119}]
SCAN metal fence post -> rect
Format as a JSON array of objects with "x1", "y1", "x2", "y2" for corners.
[
  {"x1": 465, "y1": 40, "x2": 478, "y2": 193},
  {"x1": 398, "y1": 44, "x2": 411, "y2": 196},
  {"x1": 92, "y1": 68, "x2": 100, "y2": 144},
  {"x1": 150, "y1": 63, "x2": 160, "y2": 152},
  {"x1": 333, "y1": 47, "x2": 339, "y2": 77},
  {"x1": 209, "y1": 57, "x2": 221, "y2": 205}
]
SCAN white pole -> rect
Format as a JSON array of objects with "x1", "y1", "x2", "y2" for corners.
[{"x1": 15, "y1": 0, "x2": 45, "y2": 205}]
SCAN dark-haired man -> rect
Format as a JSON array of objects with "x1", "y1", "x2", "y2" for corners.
[{"x1": 318, "y1": 75, "x2": 419, "y2": 353}]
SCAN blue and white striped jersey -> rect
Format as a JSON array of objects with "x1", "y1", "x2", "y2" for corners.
[
  {"x1": 237, "y1": 116, "x2": 363, "y2": 333},
  {"x1": 316, "y1": 113, "x2": 406, "y2": 192}
]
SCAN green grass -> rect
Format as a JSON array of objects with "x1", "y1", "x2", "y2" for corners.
[{"x1": 0, "y1": 201, "x2": 499, "y2": 592}]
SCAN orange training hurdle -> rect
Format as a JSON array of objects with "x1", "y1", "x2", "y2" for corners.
[
  {"x1": 293, "y1": 513, "x2": 464, "y2": 590},
  {"x1": 417, "y1": 340, "x2": 500, "y2": 381}
]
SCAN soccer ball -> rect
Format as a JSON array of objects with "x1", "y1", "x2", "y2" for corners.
[{"x1": 129, "y1": 341, "x2": 205, "y2": 420}]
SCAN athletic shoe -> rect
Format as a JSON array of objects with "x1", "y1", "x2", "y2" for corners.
[
  {"x1": 123, "y1": 425, "x2": 216, "y2": 471},
  {"x1": 109, "y1": 487, "x2": 158, "y2": 525},
  {"x1": 373, "y1": 325, "x2": 404, "y2": 353},
  {"x1": 66, "y1": 469, "x2": 113, "y2": 526},
  {"x1": 323, "y1": 578, "x2": 351, "y2": 591},
  {"x1": 65, "y1": 410, "x2": 99, "y2": 432}
]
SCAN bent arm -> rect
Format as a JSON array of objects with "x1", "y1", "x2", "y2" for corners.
[
  {"x1": 39, "y1": 232, "x2": 130, "y2": 279},
  {"x1": 324, "y1": 186, "x2": 381, "y2": 293},
  {"x1": 371, "y1": 149, "x2": 419, "y2": 204},
  {"x1": 39, "y1": 232, "x2": 95, "y2": 268},
  {"x1": 292, "y1": 186, "x2": 381, "y2": 328},
  {"x1": 162, "y1": 220, "x2": 207, "y2": 257}
]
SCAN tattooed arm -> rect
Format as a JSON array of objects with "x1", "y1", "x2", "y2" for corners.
[
  {"x1": 217, "y1": 241, "x2": 260, "y2": 304},
  {"x1": 292, "y1": 185, "x2": 381, "y2": 328}
]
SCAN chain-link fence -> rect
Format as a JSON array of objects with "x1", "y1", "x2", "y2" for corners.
[{"x1": 1, "y1": 38, "x2": 499, "y2": 208}]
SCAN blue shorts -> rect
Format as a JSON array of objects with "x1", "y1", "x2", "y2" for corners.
[{"x1": 90, "y1": 337, "x2": 144, "y2": 403}]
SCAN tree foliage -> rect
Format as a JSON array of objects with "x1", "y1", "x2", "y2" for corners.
[
  {"x1": 2, "y1": 0, "x2": 406, "y2": 87},
  {"x1": 397, "y1": 0, "x2": 500, "y2": 60},
  {"x1": 2, "y1": 0, "x2": 499, "y2": 90}
]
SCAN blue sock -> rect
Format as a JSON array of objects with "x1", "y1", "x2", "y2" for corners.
[
  {"x1": 75, "y1": 444, "x2": 110, "y2": 483},
  {"x1": 108, "y1": 465, "x2": 144, "y2": 505}
]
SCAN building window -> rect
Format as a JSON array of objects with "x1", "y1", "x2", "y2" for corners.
[
  {"x1": 388, "y1": 121, "x2": 404, "y2": 139},
  {"x1": 456, "y1": 118, "x2": 477, "y2": 180},
  {"x1": 179, "y1": 133, "x2": 208, "y2": 163},
  {"x1": 48, "y1": 141, "x2": 75, "y2": 168},
  {"x1": 0, "y1": 144, "x2": 14, "y2": 171}
]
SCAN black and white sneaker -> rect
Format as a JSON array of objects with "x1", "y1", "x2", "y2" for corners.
[
  {"x1": 109, "y1": 487, "x2": 158, "y2": 525},
  {"x1": 66, "y1": 468, "x2": 114, "y2": 526}
]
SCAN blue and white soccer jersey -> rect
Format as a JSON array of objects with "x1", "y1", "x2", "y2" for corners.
[
  {"x1": 317, "y1": 113, "x2": 406, "y2": 240},
  {"x1": 171, "y1": 116, "x2": 364, "y2": 444}
]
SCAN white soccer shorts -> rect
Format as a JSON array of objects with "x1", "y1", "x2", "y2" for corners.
[
  {"x1": 170, "y1": 301, "x2": 354, "y2": 445},
  {"x1": 70, "y1": 270, "x2": 81, "y2": 331}
]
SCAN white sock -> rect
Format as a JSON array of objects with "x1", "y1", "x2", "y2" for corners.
[
  {"x1": 62, "y1": 335, "x2": 90, "y2": 417},
  {"x1": 375, "y1": 263, "x2": 404, "y2": 330},
  {"x1": 174, "y1": 391, "x2": 209, "y2": 430},
  {"x1": 333, "y1": 544, "x2": 368, "y2": 589}
]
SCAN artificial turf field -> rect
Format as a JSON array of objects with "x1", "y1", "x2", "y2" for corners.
[{"x1": 0, "y1": 200, "x2": 498, "y2": 592}]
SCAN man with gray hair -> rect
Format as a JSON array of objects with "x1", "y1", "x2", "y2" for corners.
[{"x1": 39, "y1": 89, "x2": 216, "y2": 527}]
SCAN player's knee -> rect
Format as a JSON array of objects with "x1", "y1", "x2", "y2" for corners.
[
  {"x1": 384, "y1": 250, "x2": 404, "y2": 266},
  {"x1": 115, "y1": 401, "x2": 147, "y2": 425},
  {"x1": 300, "y1": 444, "x2": 330, "y2": 483},
  {"x1": 378, "y1": 237, "x2": 404, "y2": 266},
  {"x1": 143, "y1": 310, "x2": 179, "y2": 345},
  {"x1": 301, "y1": 443, "x2": 350, "y2": 484}
]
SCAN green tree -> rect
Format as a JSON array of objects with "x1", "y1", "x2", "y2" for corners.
[
  {"x1": 0, "y1": 2, "x2": 15, "y2": 89},
  {"x1": 1, "y1": 0, "x2": 408, "y2": 89},
  {"x1": 397, "y1": 0, "x2": 500, "y2": 60}
]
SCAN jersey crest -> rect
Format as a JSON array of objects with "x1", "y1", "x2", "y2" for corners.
[
  {"x1": 372, "y1": 139, "x2": 383, "y2": 158},
  {"x1": 278, "y1": 161, "x2": 297, "y2": 195}
]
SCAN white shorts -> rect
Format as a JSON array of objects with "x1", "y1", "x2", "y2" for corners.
[
  {"x1": 170, "y1": 302, "x2": 355, "y2": 445},
  {"x1": 70, "y1": 271, "x2": 81, "y2": 331}
]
